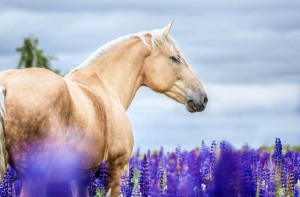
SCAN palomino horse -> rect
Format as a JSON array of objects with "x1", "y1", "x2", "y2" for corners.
[{"x1": 0, "y1": 22, "x2": 207, "y2": 197}]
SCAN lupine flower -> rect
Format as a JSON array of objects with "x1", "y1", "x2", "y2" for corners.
[
  {"x1": 0, "y1": 166, "x2": 14, "y2": 197},
  {"x1": 135, "y1": 148, "x2": 141, "y2": 168},
  {"x1": 268, "y1": 168, "x2": 277, "y2": 196},
  {"x1": 274, "y1": 138, "x2": 283, "y2": 167},
  {"x1": 209, "y1": 141, "x2": 217, "y2": 174},
  {"x1": 88, "y1": 172, "x2": 97, "y2": 197},
  {"x1": 187, "y1": 148, "x2": 202, "y2": 196},
  {"x1": 139, "y1": 155, "x2": 150, "y2": 197},
  {"x1": 158, "y1": 147, "x2": 164, "y2": 160},
  {"x1": 259, "y1": 180, "x2": 266, "y2": 197},
  {"x1": 241, "y1": 145, "x2": 256, "y2": 197},
  {"x1": 285, "y1": 157, "x2": 296, "y2": 196},
  {"x1": 250, "y1": 150, "x2": 258, "y2": 191},
  {"x1": 120, "y1": 172, "x2": 127, "y2": 196},
  {"x1": 96, "y1": 162, "x2": 109, "y2": 195},
  {"x1": 0, "y1": 139, "x2": 299, "y2": 197},
  {"x1": 220, "y1": 141, "x2": 226, "y2": 153},
  {"x1": 274, "y1": 138, "x2": 283, "y2": 196},
  {"x1": 158, "y1": 167, "x2": 165, "y2": 196},
  {"x1": 295, "y1": 157, "x2": 300, "y2": 186},
  {"x1": 12, "y1": 179, "x2": 21, "y2": 197},
  {"x1": 165, "y1": 152, "x2": 179, "y2": 197},
  {"x1": 259, "y1": 151, "x2": 270, "y2": 167},
  {"x1": 215, "y1": 142, "x2": 241, "y2": 197},
  {"x1": 125, "y1": 166, "x2": 134, "y2": 197}
]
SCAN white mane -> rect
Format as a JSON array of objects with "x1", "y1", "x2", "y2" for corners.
[{"x1": 65, "y1": 29, "x2": 180, "y2": 77}]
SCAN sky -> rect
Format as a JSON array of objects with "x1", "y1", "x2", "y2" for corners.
[{"x1": 0, "y1": 0, "x2": 299, "y2": 152}]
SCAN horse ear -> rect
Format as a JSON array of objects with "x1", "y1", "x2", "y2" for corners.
[{"x1": 162, "y1": 21, "x2": 174, "y2": 36}]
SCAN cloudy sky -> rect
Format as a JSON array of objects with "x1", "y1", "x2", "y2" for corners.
[{"x1": 0, "y1": 0, "x2": 299, "y2": 151}]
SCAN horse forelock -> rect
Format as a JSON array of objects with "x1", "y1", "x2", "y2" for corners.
[{"x1": 65, "y1": 29, "x2": 181, "y2": 77}]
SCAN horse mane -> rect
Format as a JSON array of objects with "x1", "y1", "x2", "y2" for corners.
[{"x1": 65, "y1": 29, "x2": 180, "y2": 77}]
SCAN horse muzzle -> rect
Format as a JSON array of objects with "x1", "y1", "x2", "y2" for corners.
[{"x1": 185, "y1": 93, "x2": 208, "y2": 113}]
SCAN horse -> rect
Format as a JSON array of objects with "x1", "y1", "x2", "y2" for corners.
[{"x1": 0, "y1": 22, "x2": 208, "y2": 197}]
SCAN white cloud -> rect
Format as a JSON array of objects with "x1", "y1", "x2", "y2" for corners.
[{"x1": 205, "y1": 84, "x2": 299, "y2": 115}]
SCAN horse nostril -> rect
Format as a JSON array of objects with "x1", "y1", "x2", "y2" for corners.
[{"x1": 203, "y1": 95, "x2": 208, "y2": 105}]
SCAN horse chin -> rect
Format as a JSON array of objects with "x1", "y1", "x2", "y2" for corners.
[
  {"x1": 185, "y1": 101, "x2": 205, "y2": 113},
  {"x1": 186, "y1": 106, "x2": 198, "y2": 113}
]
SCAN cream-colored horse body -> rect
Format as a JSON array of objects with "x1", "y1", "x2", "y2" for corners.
[{"x1": 0, "y1": 22, "x2": 207, "y2": 197}]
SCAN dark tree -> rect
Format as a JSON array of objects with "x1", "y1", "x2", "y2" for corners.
[{"x1": 16, "y1": 36, "x2": 60, "y2": 74}]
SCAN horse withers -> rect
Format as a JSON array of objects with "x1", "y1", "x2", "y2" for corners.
[{"x1": 0, "y1": 22, "x2": 207, "y2": 197}]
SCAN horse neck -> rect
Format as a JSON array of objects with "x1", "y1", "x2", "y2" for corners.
[{"x1": 66, "y1": 38, "x2": 148, "y2": 110}]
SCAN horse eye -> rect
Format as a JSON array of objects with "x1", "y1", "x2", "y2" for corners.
[{"x1": 170, "y1": 55, "x2": 181, "y2": 63}]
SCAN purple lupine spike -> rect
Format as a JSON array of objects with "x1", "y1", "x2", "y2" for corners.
[
  {"x1": 250, "y1": 150, "x2": 258, "y2": 195},
  {"x1": 220, "y1": 141, "x2": 226, "y2": 153},
  {"x1": 200, "y1": 141, "x2": 210, "y2": 183},
  {"x1": 175, "y1": 145, "x2": 185, "y2": 182},
  {"x1": 186, "y1": 147, "x2": 202, "y2": 197},
  {"x1": 158, "y1": 147, "x2": 165, "y2": 168},
  {"x1": 158, "y1": 167, "x2": 165, "y2": 196},
  {"x1": 135, "y1": 148, "x2": 141, "y2": 168},
  {"x1": 149, "y1": 152, "x2": 159, "y2": 181},
  {"x1": 284, "y1": 157, "x2": 295, "y2": 196},
  {"x1": 274, "y1": 138, "x2": 283, "y2": 168},
  {"x1": 159, "y1": 147, "x2": 164, "y2": 159},
  {"x1": 295, "y1": 157, "x2": 300, "y2": 186},
  {"x1": 201, "y1": 183, "x2": 210, "y2": 197},
  {"x1": 120, "y1": 172, "x2": 127, "y2": 196},
  {"x1": 274, "y1": 138, "x2": 283, "y2": 196},
  {"x1": 259, "y1": 180, "x2": 266, "y2": 197},
  {"x1": 241, "y1": 145, "x2": 256, "y2": 197},
  {"x1": 214, "y1": 144, "x2": 241, "y2": 197},
  {"x1": 180, "y1": 151, "x2": 188, "y2": 167},
  {"x1": 257, "y1": 161, "x2": 263, "y2": 183},
  {"x1": 96, "y1": 162, "x2": 109, "y2": 194},
  {"x1": 125, "y1": 166, "x2": 134, "y2": 197},
  {"x1": 12, "y1": 179, "x2": 21, "y2": 197},
  {"x1": 259, "y1": 151, "x2": 270, "y2": 166},
  {"x1": 209, "y1": 141, "x2": 217, "y2": 168},
  {"x1": 260, "y1": 163, "x2": 273, "y2": 196},
  {"x1": 129, "y1": 157, "x2": 136, "y2": 170},
  {"x1": 149, "y1": 152, "x2": 161, "y2": 196},
  {"x1": 177, "y1": 150, "x2": 190, "y2": 197},
  {"x1": 268, "y1": 168, "x2": 277, "y2": 196},
  {"x1": 139, "y1": 155, "x2": 150, "y2": 197},
  {"x1": 0, "y1": 182, "x2": 4, "y2": 196},
  {"x1": 0, "y1": 166, "x2": 14, "y2": 197},
  {"x1": 175, "y1": 145, "x2": 182, "y2": 171},
  {"x1": 200, "y1": 141, "x2": 209, "y2": 161},
  {"x1": 88, "y1": 172, "x2": 97, "y2": 197},
  {"x1": 147, "y1": 150, "x2": 151, "y2": 161},
  {"x1": 175, "y1": 145, "x2": 181, "y2": 160},
  {"x1": 209, "y1": 141, "x2": 217, "y2": 186},
  {"x1": 165, "y1": 152, "x2": 179, "y2": 197}
]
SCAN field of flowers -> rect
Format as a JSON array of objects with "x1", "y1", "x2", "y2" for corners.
[{"x1": 0, "y1": 138, "x2": 299, "y2": 197}]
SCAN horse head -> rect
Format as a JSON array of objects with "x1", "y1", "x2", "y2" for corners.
[{"x1": 142, "y1": 22, "x2": 208, "y2": 112}]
